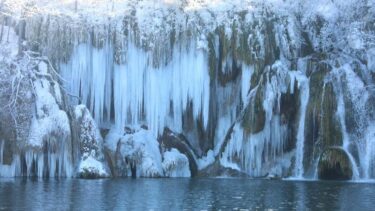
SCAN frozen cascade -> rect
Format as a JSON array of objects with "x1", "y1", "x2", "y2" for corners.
[
  {"x1": 293, "y1": 73, "x2": 309, "y2": 178},
  {"x1": 336, "y1": 87, "x2": 360, "y2": 179},
  {"x1": 60, "y1": 43, "x2": 114, "y2": 125},
  {"x1": 220, "y1": 64, "x2": 291, "y2": 177},
  {"x1": 23, "y1": 141, "x2": 73, "y2": 177},
  {"x1": 1, "y1": 0, "x2": 374, "y2": 180},
  {"x1": 213, "y1": 65, "x2": 254, "y2": 156},
  {"x1": 336, "y1": 64, "x2": 375, "y2": 179},
  {"x1": 61, "y1": 40, "x2": 210, "y2": 136}
]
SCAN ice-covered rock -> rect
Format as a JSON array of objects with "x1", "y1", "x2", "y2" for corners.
[
  {"x1": 103, "y1": 127, "x2": 196, "y2": 178},
  {"x1": 119, "y1": 129, "x2": 163, "y2": 177},
  {"x1": 162, "y1": 149, "x2": 191, "y2": 177},
  {"x1": 25, "y1": 71, "x2": 73, "y2": 177},
  {"x1": 104, "y1": 128, "x2": 163, "y2": 178},
  {"x1": 78, "y1": 156, "x2": 109, "y2": 179},
  {"x1": 73, "y1": 105, "x2": 110, "y2": 178}
]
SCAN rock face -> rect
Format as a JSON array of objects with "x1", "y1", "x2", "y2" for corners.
[{"x1": 318, "y1": 148, "x2": 353, "y2": 180}]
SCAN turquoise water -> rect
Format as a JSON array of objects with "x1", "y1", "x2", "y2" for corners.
[{"x1": 0, "y1": 178, "x2": 374, "y2": 210}]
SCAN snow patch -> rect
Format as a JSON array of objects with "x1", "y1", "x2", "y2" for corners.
[{"x1": 78, "y1": 156, "x2": 109, "y2": 178}]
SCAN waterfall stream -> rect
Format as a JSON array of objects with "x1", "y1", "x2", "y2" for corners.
[{"x1": 294, "y1": 75, "x2": 309, "y2": 178}]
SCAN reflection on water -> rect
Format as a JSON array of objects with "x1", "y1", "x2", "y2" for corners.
[{"x1": 0, "y1": 178, "x2": 374, "y2": 210}]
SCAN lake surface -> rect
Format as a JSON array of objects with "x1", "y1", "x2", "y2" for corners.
[{"x1": 0, "y1": 178, "x2": 374, "y2": 210}]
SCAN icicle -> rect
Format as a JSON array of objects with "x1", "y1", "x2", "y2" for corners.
[{"x1": 62, "y1": 39, "x2": 210, "y2": 136}]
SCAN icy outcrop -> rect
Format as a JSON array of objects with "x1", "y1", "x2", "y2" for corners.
[
  {"x1": 162, "y1": 149, "x2": 191, "y2": 177},
  {"x1": 73, "y1": 105, "x2": 110, "y2": 178},
  {"x1": 220, "y1": 63, "x2": 300, "y2": 177},
  {"x1": 105, "y1": 128, "x2": 163, "y2": 177},
  {"x1": 104, "y1": 127, "x2": 195, "y2": 178},
  {"x1": 0, "y1": 23, "x2": 74, "y2": 177}
]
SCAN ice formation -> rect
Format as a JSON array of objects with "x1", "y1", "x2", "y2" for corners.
[
  {"x1": 74, "y1": 105, "x2": 110, "y2": 178},
  {"x1": 162, "y1": 149, "x2": 191, "y2": 177},
  {"x1": 118, "y1": 128, "x2": 163, "y2": 177}
]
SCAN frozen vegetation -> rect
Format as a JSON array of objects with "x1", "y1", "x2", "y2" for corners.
[{"x1": 0, "y1": 0, "x2": 375, "y2": 180}]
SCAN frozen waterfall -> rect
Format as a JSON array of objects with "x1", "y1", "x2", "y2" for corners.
[{"x1": 61, "y1": 40, "x2": 210, "y2": 137}]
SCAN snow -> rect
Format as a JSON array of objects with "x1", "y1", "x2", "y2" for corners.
[
  {"x1": 162, "y1": 148, "x2": 191, "y2": 177},
  {"x1": 24, "y1": 74, "x2": 73, "y2": 177},
  {"x1": 78, "y1": 156, "x2": 109, "y2": 177},
  {"x1": 28, "y1": 77, "x2": 70, "y2": 147}
]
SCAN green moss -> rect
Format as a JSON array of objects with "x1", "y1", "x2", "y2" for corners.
[{"x1": 303, "y1": 63, "x2": 343, "y2": 174}]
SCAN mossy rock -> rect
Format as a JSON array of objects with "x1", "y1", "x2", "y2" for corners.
[
  {"x1": 318, "y1": 148, "x2": 353, "y2": 180},
  {"x1": 241, "y1": 84, "x2": 266, "y2": 134},
  {"x1": 321, "y1": 83, "x2": 342, "y2": 147},
  {"x1": 279, "y1": 81, "x2": 300, "y2": 152},
  {"x1": 303, "y1": 64, "x2": 343, "y2": 175}
]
